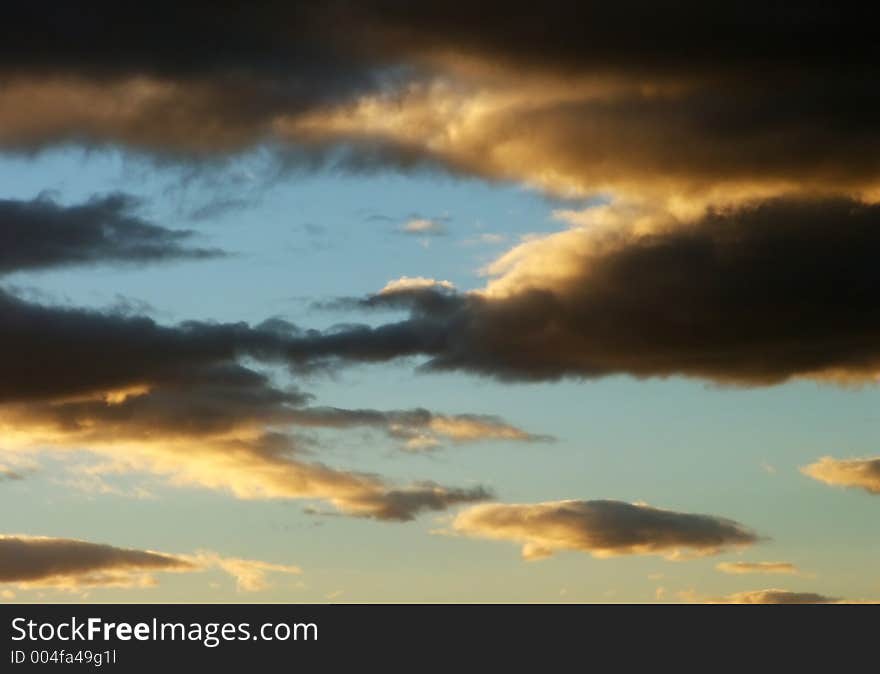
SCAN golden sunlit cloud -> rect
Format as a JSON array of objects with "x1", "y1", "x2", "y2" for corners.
[
  {"x1": 716, "y1": 561, "x2": 801, "y2": 576},
  {"x1": 711, "y1": 589, "x2": 840, "y2": 604},
  {"x1": 450, "y1": 499, "x2": 758, "y2": 560},
  {"x1": 0, "y1": 535, "x2": 301, "y2": 594},
  {"x1": 292, "y1": 194, "x2": 880, "y2": 386},
  {"x1": 801, "y1": 456, "x2": 880, "y2": 494}
]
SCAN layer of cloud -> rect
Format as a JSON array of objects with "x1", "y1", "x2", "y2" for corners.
[
  {"x1": 0, "y1": 535, "x2": 193, "y2": 589},
  {"x1": 379, "y1": 277, "x2": 455, "y2": 295},
  {"x1": 0, "y1": 464, "x2": 24, "y2": 481},
  {"x1": 280, "y1": 196, "x2": 880, "y2": 386},
  {"x1": 0, "y1": 4, "x2": 874, "y2": 204},
  {"x1": 0, "y1": 4, "x2": 392, "y2": 156},
  {"x1": 0, "y1": 535, "x2": 300, "y2": 593},
  {"x1": 716, "y1": 561, "x2": 800, "y2": 576},
  {"x1": 0, "y1": 284, "x2": 540, "y2": 518},
  {"x1": 450, "y1": 499, "x2": 758, "y2": 560},
  {"x1": 0, "y1": 193, "x2": 222, "y2": 273},
  {"x1": 0, "y1": 372, "x2": 496, "y2": 520},
  {"x1": 187, "y1": 552, "x2": 302, "y2": 593},
  {"x1": 400, "y1": 219, "x2": 446, "y2": 236},
  {"x1": 801, "y1": 457, "x2": 880, "y2": 494},
  {"x1": 713, "y1": 589, "x2": 839, "y2": 604}
]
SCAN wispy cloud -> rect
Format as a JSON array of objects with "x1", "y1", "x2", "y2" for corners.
[
  {"x1": 802, "y1": 456, "x2": 880, "y2": 494},
  {"x1": 716, "y1": 561, "x2": 801, "y2": 576}
]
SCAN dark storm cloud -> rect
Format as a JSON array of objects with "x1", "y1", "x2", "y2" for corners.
[
  {"x1": 0, "y1": 288, "x2": 296, "y2": 402},
  {"x1": 0, "y1": 3, "x2": 401, "y2": 156},
  {"x1": 0, "y1": 2, "x2": 379, "y2": 88},
  {"x1": 0, "y1": 467, "x2": 24, "y2": 481},
  {"x1": 0, "y1": 193, "x2": 223, "y2": 272},
  {"x1": 452, "y1": 499, "x2": 758, "y2": 560},
  {"x1": 0, "y1": 2, "x2": 874, "y2": 198},
  {"x1": 0, "y1": 535, "x2": 305, "y2": 591},
  {"x1": 344, "y1": 1, "x2": 876, "y2": 75},
  {"x1": 2, "y1": 2, "x2": 870, "y2": 80},
  {"x1": 5, "y1": 358, "x2": 540, "y2": 448},
  {"x1": 0, "y1": 288, "x2": 520, "y2": 519},
  {"x1": 281, "y1": 196, "x2": 880, "y2": 385}
]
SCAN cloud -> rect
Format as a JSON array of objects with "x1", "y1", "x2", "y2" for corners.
[
  {"x1": 0, "y1": 284, "x2": 535, "y2": 518},
  {"x1": 0, "y1": 464, "x2": 24, "y2": 481},
  {"x1": 0, "y1": 358, "x2": 500, "y2": 520},
  {"x1": 188, "y1": 552, "x2": 301, "y2": 593},
  {"x1": 0, "y1": 3, "x2": 873, "y2": 206},
  {"x1": 379, "y1": 277, "x2": 455, "y2": 295},
  {"x1": 713, "y1": 589, "x2": 840, "y2": 604},
  {"x1": 0, "y1": 535, "x2": 194, "y2": 590},
  {"x1": 280, "y1": 196, "x2": 880, "y2": 386},
  {"x1": 0, "y1": 535, "x2": 301, "y2": 593},
  {"x1": 1, "y1": 365, "x2": 539, "y2": 448},
  {"x1": 716, "y1": 561, "x2": 800, "y2": 576},
  {"x1": 0, "y1": 193, "x2": 223, "y2": 273},
  {"x1": 450, "y1": 499, "x2": 758, "y2": 560},
  {"x1": 801, "y1": 456, "x2": 880, "y2": 494},
  {"x1": 400, "y1": 219, "x2": 446, "y2": 236}
]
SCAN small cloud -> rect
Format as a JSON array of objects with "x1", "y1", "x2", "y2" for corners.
[
  {"x1": 801, "y1": 456, "x2": 880, "y2": 494},
  {"x1": 452, "y1": 499, "x2": 759, "y2": 561},
  {"x1": 0, "y1": 534, "x2": 302, "y2": 595},
  {"x1": 400, "y1": 218, "x2": 447, "y2": 236},
  {"x1": 379, "y1": 276, "x2": 456, "y2": 294},
  {"x1": 712, "y1": 589, "x2": 841, "y2": 604},
  {"x1": 716, "y1": 561, "x2": 801, "y2": 576}
]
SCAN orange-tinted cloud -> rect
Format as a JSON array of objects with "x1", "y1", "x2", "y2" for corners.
[
  {"x1": 0, "y1": 4, "x2": 875, "y2": 204},
  {"x1": 0, "y1": 535, "x2": 193, "y2": 590},
  {"x1": 716, "y1": 561, "x2": 800, "y2": 576},
  {"x1": 0, "y1": 535, "x2": 301, "y2": 593},
  {"x1": 451, "y1": 499, "x2": 758, "y2": 560},
  {"x1": 801, "y1": 457, "x2": 880, "y2": 494},
  {"x1": 281, "y1": 196, "x2": 880, "y2": 385},
  {"x1": 712, "y1": 589, "x2": 839, "y2": 604}
]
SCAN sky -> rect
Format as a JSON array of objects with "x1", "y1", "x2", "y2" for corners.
[{"x1": 1, "y1": 2, "x2": 879, "y2": 604}]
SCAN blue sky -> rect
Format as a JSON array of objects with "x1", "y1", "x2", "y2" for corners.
[
  {"x1": 2, "y1": 149, "x2": 879, "y2": 603},
  {"x1": 1, "y1": 5, "x2": 878, "y2": 605}
]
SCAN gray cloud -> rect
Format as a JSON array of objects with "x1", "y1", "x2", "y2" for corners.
[
  {"x1": 0, "y1": 3, "x2": 874, "y2": 203},
  {"x1": 0, "y1": 290, "x2": 511, "y2": 519},
  {"x1": 0, "y1": 193, "x2": 223, "y2": 273},
  {"x1": 451, "y1": 499, "x2": 759, "y2": 560},
  {"x1": 280, "y1": 196, "x2": 880, "y2": 386},
  {"x1": 0, "y1": 535, "x2": 194, "y2": 586},
  {"x1": 714, "y1": 589, "x2": 839, "y2": 604}
]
